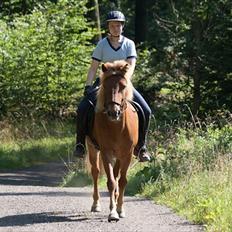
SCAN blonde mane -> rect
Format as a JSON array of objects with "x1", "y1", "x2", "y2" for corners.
[{"x1": 96, "y1": 60, "x2": 134, "y2": 112}]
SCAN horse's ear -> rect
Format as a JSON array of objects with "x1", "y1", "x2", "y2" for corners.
[{"x1": 102, "y1": 64, "x2": 108, "y2": 73}]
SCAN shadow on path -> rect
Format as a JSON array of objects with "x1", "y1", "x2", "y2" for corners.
[
  {"x1": 0, "y1": 211, "x2": 102, "y2": 227},
  {"x1": 0, "y1": 162, "x2": 68, "y2": 187}
]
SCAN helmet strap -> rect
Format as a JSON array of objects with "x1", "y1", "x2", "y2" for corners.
[
  {"x1": 108, "y1": 33, "x2": 123, "y2": 41},
  {"x1": 109, "y1": 33, "x2": 120, "y2": 38}
]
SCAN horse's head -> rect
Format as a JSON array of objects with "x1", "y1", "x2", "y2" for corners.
[{"x1": 96, "y1": 60, "x2": 133, "y2": 121}]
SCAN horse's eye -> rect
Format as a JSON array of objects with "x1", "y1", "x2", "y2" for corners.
[
  {"x1": 119, "y1": 84, "x2": 126, "y2": 91},
  {"x1": 119, "y1": 78, "x2": 127, "y2": 90}
]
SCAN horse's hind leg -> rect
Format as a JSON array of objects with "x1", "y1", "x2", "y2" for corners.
[
  {"x1": 88, "y1": 144, "x2": 101, "y2": 212},
  {"x1": 117, "y1": 156, "x2": 131, "y2": 218}
]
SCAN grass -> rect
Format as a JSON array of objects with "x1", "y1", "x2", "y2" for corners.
[
  {"x1": 140, "y1": 158, "x2": 232, "y2": 232},
  {"x1": 0, "y1": 118, "x2": 75, "y2": 169},
  {"x1": 61, "y1": 159, "x2": 93, "y2": 187},
  {"x1": 61, "y1": 169, "x2": 93, "y2": 187},
  {"x1": 137, "y1": 121, "x2": 232, "y2": 232},
  {"x1": 0, "y1": 137, "x2": 73, "y2": 169}
]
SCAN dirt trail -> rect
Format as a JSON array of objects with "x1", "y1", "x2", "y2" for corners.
[{"x1": 0, "y1": 162, "x2": 203, "y2": 232}]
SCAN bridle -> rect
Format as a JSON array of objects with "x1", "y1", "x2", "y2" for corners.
[
  {"x1": 103, "y1": 74, "x2": 128, "y2": 114},
  {"x1": 104, "y1": 99, "x2": 127, "y2": 114}
]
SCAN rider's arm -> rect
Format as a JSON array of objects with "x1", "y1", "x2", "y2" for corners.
[
  {"x1": 86, "y1": 59, "x2": 100, "y2": 86},
  {"x1": 126, "y1": 57, "x2": 136, "y2": 79}
]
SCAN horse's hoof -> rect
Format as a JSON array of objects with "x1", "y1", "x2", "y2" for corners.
[
  {"x1": 91, "y1": 204, "x2": 101, "y2": 212},
  {"x1": 117, "y1": 210, "x2": 126, "y2": 218},
  {"x1": 108, "y1": 212, "x2": 119, "y2": 222}
]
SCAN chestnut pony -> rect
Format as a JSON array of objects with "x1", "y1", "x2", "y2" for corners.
[{"x1": 86, "y1": 60, "x2": 139, "y2": 222}]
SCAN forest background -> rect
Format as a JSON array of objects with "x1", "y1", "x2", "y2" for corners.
[
  {"x1": 0, "y1": 0, "x2": 231, "y2": 119},
  {"x1": 0, "y1": 1, "x2": 231, "y2": 231}
]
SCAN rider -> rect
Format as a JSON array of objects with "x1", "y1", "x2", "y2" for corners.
[{"x1": 74, "y1": 10, "x2": 152, "y2": 162}]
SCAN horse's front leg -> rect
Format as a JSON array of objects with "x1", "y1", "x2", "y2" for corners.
[
  {"x1": 117, "y1": 155, "x2": 132, "y2": 218},
  {"x1": 102, "y1": 154, "x2": 119, "y2": 222},
  {"x1": 88, "y1": 144, "x2": 101, "y2": 212},
  {"x1": 113, "y1": 159, "x2": 120, "y2": 204}
]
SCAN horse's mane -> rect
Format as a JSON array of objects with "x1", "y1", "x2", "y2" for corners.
[{"x1": 96, "y1": 60, "x2": 134, "y2": 112}]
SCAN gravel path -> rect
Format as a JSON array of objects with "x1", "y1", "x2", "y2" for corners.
[{"x1": 0, "y1": 162, "x2": 203, "y2": 232}]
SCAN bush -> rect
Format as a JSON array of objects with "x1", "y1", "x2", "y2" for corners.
[
  {"x1": 0, "y1": 0, "x2": 96, "y2": 118},
  {"x1": 130, "y1": 120, "x2": 232, "y2": 195}
]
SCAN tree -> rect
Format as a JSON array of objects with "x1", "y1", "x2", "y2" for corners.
[
  {"x1": 135, "y1": 0, "x2": 147, "y2": 44},
  {"x1": 87, "y1": 0, "x2": 102, "y2": 41},
  {"x1": 138, "y1": 0, "x2": 232, "y2": 117},
  {"x1": 0, "y1": 0, "x2": 96, "y2": 118},
  {"x1": 0, "y1": 0, "x2": 58, "y2": 18}
]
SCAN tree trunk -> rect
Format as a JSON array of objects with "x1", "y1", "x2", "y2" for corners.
[
  {"x1": 192, "y1": 57, "x2": 201, "y2": 116},
  {"x1": 87, "y1": 0, "x2": 102, "y2": 42},
  {"x1": 191, "y1": 2, "x2": 202, "y2": 117},
  {"x1": 94, "y1": 0, "x2": 102, "y2": 41},
  {"x1": 135, "y1": 0, "x2": 147, "y2": 44}
]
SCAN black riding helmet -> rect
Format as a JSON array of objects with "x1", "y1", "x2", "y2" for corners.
[{"x1": 106, "y1": 11, "x2": 125, "y2": 23}]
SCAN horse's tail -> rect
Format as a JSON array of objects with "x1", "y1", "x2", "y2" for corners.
[{"x1": 86, "y1": 152, "x2": 105, "y2": 176}]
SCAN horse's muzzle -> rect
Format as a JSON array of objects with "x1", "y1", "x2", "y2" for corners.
[{"x1": 107, "y1": 109, "x2": 121, "y2": 121}]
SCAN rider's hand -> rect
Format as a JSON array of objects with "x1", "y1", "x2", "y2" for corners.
[{"x1": 84, "y1": 85, "x2": 92, "y2": 96}]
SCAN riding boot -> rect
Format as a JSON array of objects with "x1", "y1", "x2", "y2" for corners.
[
  {"x1": 73, "y1": 84, "x2": 98, "y2": 159},
  {"x1": 134, "y1": 114, "x2": 152, "y2": 162},
  {"x1": 73, "y1": 111, "x2": 87, "y2": 158},
  {"x1": 73, "y1": 97, "x2": 92, "y2": 158}
]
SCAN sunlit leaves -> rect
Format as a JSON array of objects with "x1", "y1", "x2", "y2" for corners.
[{"x1": 0, "y1": 0, "x2": 95, "y2": 118}]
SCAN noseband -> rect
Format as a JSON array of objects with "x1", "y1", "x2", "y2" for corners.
[{"x1": 104, "y1": 99, "x2": 127, "y2": 114}]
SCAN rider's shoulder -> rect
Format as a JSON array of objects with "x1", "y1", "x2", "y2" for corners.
[
  {"x1": 96, "y1": 37, "x2": 108, "y2": 46},
  {"x1": 123, "y1": 36, "x2": 135, "y2": 46}
]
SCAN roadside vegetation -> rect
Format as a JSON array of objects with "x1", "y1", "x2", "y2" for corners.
[
  {"x1": 133, "y1": 116, "x2": 232, "y2": 232},
  {"x1": 0, "y1": 119, "x2": 73, "y2": 169}
]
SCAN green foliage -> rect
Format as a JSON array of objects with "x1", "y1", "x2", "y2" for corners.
[
  {"x1": 0, "y1": 118, "x2": 74, "y2": 169},
  {"x1": 125, "y1": 162, "x2": 155, "y2": 195},
  {"x1": 0, "y1": 137, "x2": 72, "y2": 169},
  {"x1": 127, "y1": 118, "x2": 232, "y2": 193},
  {"x1": 62, "y1": 169, "x2": 92, "y2": 187},
  {"x1": 121, "y1": 0, "x2": 232, "y2": 116},
  {"x1": 130, "y1": 119, "x2": 232, "y2": 231},
  {"x1": 134, "y1": 48, "x2": 192, "y2": 121},
  {"x1": 0, "y1": 0, "x2": 95, "y2": 118},
  {"x1": 164, "y1": 124, "x2": 230, "y2": 179},
  {"x1": 0, "y1": 0, "x2": 58, "y2": 18},
  {"x1": 156, "y1": 164, "x2": 232, "y2": 231},
  {"x1": 162, "y1": 124, "x2": 232, "y2": 176}
]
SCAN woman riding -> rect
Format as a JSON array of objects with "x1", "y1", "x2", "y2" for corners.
[{"x1": 74, "y1": 10, "x2": 152, "y2": 162}]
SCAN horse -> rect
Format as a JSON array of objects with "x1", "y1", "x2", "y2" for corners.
[{"x1": 86, "y1": 60, "x2": 139, "y2": 222}]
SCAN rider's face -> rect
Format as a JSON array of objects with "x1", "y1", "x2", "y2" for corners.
[{"x1": 108, "y1": 21, "x2": 124, "y2": 37}]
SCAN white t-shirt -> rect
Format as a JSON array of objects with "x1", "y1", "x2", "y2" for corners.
[{"x1": 92, "y1": 36, "x2": 137, "y2": 62}]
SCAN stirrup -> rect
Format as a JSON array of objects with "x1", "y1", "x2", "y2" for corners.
[
  {"x1": 73, "y1": 143, "x2": 85, "y2": 158},
  {"x1": 138, "y1": 152, "x2": 151, "y2": 162},
  {"x1": 136, "y1": 147, "x2": 151, "y2": 162}
]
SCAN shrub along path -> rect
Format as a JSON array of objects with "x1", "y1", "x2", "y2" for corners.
[{"x1": 0, "y1": 162, "x2": 203, "y2": 232}]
